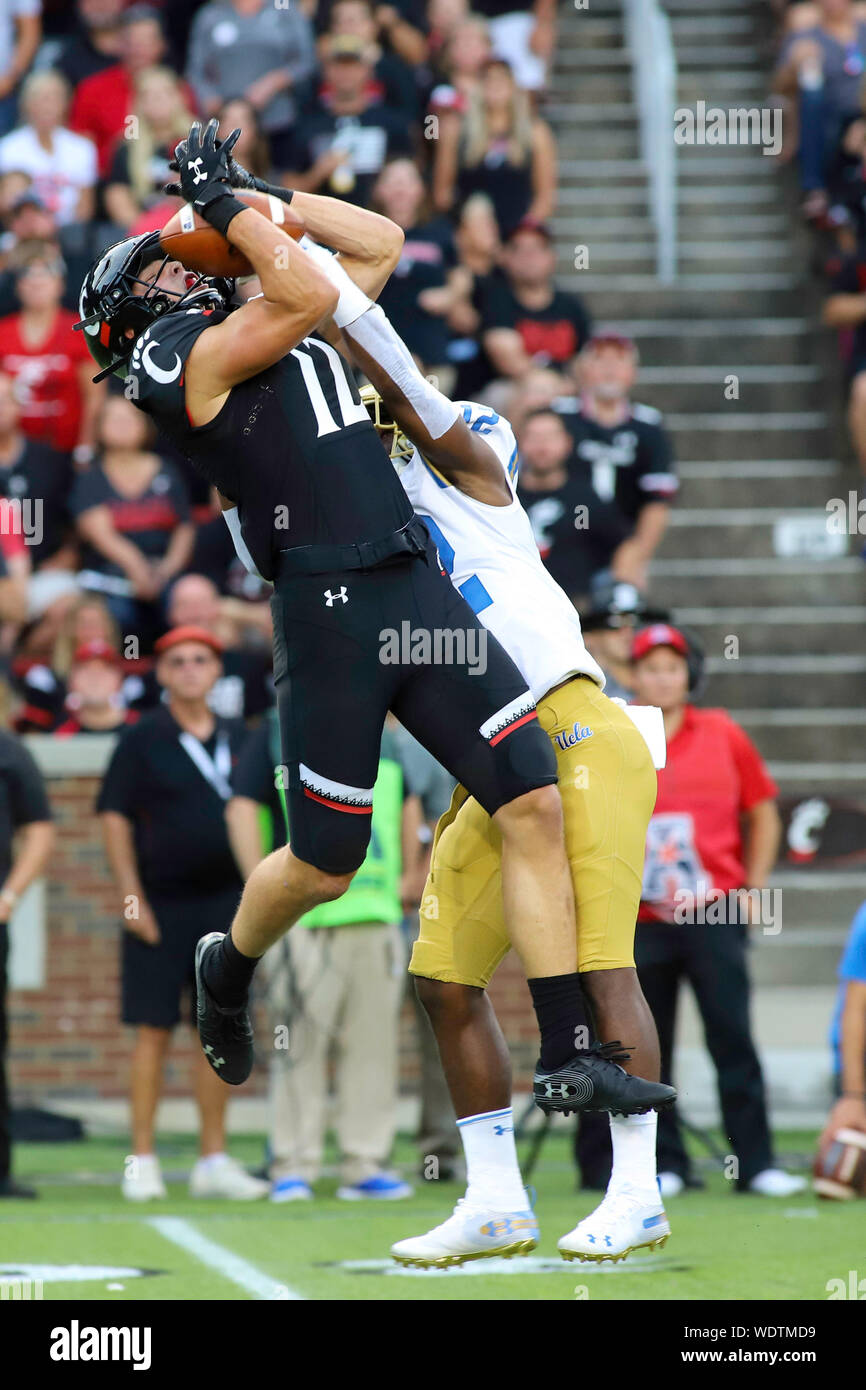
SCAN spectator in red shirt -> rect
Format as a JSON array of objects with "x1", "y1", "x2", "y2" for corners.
[
  {"x1": 0, "y1": 245, "x2": 102, "y2": 457},
  {"x1": 576, "y1": 623, "x2": 806, "y2": 1201},
  {"x1": 69, "y1": 6, "x2": 194, "y2": 177}
]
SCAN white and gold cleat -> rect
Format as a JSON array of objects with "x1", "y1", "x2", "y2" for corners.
[
  {"x1": 391, "y1": 1198, "x2": 539, "y2": 1269},
  {"x1": 558, "y1": 1187, "x2": 670, "y2": 1265}
]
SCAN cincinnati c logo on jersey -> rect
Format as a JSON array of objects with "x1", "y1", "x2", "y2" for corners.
[{"x1": 130, "y1": 327, "x2": 182, "y2": 385}]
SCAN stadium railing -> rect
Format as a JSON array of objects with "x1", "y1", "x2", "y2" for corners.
[{"x1": 623, "y1": 0, "x2": 678, "y2": 283}]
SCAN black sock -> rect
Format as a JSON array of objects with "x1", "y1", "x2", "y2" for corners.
[
  {"x1": 528, "y1": 972, "x2": 593, "y2": 1070},
  {"x1": 202, "y1": 930, "x2": 258, "y2": 1009}
]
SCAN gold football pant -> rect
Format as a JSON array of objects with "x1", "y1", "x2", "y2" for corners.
[{"x1": 409, "y1": 676, "x2": 657, "y2": 986}]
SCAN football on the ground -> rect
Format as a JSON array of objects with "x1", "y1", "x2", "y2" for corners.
[
  {"x1": 812, "y1": 1126, "x2": 866, "y2": 1199},
  {"x1": 159, "y1": 189, "x2": 304, "y2": 278}
]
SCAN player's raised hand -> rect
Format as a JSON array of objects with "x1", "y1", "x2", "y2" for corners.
[{"x1": 169, "y1": 119, "x2": 240, "y2": 208}]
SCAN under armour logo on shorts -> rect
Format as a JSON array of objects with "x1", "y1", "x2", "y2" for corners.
[{"x1": 324, "y1": 587, "x2": 348, "y2": 606}]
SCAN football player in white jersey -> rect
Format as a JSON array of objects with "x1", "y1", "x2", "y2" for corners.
[{"x1": 287, "y1": 218, "x2": 677, "y2": 1268}]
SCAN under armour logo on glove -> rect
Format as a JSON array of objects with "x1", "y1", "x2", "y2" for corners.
[
  {"x1": 324, "y1": 587, "x2": 348, "y2": 606},
  {"x1": 189, "y1": 156, "x2": 207, "y2": 185}
]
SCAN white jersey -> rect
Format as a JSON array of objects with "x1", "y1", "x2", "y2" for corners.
[{"x1": 395, "y1": 401, "x2": 605, "y2": 701}]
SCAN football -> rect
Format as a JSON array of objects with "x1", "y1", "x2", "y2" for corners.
[
  {"x1": 158, "y1": 189, "x2": 305, "y2": 278},
  {"x1": 812, "y1": 1126, "x2": 866, "y2": 1200}
]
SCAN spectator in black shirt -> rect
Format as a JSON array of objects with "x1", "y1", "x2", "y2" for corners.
[
  {"x1": 165, "y1": 574, "x2": 271, "y2": 722},
  {"x1": 98, "y1": 624, "x2": 267, "y2": 1203},
  {"x1": 0, "y1": 369, "x2": 74, "y2": 573},
  {"x1": 448, "y1": 190, "x2": 501, "y2": 397},
  {"x1": 823, "y1": 239, "x2": 866, "y2": 474},
  {"x1": 285, "y1": 34, "x2": 413, "y2": 205},
  {"x1": 46, "y1": 0, "x2": 124, "y2": 91},
  {"x1": 480, "y1": 219, "x2": 591, "y2": 388},
  {"x1": 325, "y1": 0, "x2": 419, "y2": 120},
  {"x1": 70, "y1": 394, "x2": 193, "y2": 644},
  {"x1": 432, "y1": 59, "x2": 557, "y2": 235},
  {"x1": 553, "y1": 335, "x2": 678, "y2": 591},
  {"x1": 517, "y1": 407, "x2": 624, "y2": 604},
  {"x1": 373, "y1": 157, "x2": 459, "y2": 387},
  {"x1": 0, "y1": 721, "x2": 53, "y2": 1198},
  {"x1": 315, "y1": 0, "x2": 430, "y2": 68}
]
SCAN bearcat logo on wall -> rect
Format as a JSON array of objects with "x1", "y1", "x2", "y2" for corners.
[{"x1": 780, "y1": 796, "x2": 866, "y2": 867}]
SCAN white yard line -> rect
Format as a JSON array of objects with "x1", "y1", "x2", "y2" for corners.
[{"x1": 147, "y1": 1216, "x2": 304, "y2": 1301}]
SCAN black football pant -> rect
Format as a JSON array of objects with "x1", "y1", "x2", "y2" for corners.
[
  {"x1": 575, "y1": 920, "x2": 774, "y2": 1191},
  {"x1": 271, "y1": 538, "x2": 557, "y2": 874}
]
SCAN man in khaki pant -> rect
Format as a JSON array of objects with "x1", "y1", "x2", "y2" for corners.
[{"x1": 227, "y1": 710, "x2": 423, "y2": 1201}]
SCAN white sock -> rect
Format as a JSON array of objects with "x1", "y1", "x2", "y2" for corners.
[
  {"x1": 608, "y1": 1111, "x2": 660, "y2": 1201},
  {"x1": 457, "y1": 1107, "x2": 527, "y2": 1210},
  {"x1": 196, "y1": 1152, "x2": 228, "y2": 1172}
]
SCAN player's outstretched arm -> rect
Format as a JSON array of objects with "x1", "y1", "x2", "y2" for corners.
[
  {"x1": 289, "y1": 193, "x2": 404, "y2": 300},
  {"x1": 192, "y1": 136, "x2": 404, "y2": 298},
  {"x1": 340, "y1": 301, "x2": 511, "y2": 506}
]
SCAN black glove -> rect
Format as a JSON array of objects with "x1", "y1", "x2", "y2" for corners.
[
  {"x1": 164, "y1": 119, "x2": 247, "y2": 235},
  {"x1": 167, "y1": 126, "x2": 294, "y2": 208}
]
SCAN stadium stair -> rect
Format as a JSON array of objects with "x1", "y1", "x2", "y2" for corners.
[{"x1": 549, "y1": 0, "x2": 866, "y2": 1120}]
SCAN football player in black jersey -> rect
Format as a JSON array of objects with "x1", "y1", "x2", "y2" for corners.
[{"x1": 76, "y1": 120, "x2": 645, "y2": 1115}]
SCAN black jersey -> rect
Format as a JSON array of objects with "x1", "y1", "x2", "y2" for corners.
[{"x1": 125, "y1": 305, "x2": 414, "y2": 581}]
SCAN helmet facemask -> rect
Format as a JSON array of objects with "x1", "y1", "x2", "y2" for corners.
[
  {"x1": 75, "y1": 232, "x2": 233, "y2": 383},
  {"x1": 359, "y1": 384, "x2": 415, "y2": 468}
]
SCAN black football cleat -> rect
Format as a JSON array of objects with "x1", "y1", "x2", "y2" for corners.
[
  {"x1": 533, "y1": 1041, "x2": 677, "y2": 1116},
  {"x1": 194, "y1": 932, "x2": 254, "y2": 1086}
]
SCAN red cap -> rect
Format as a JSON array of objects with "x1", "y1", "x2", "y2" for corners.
[
  {"x1": 505, "y1": 217, "x2": 553, "y2": 244},
  {"x1": 631, "y1": 623, "x2": 689, "y2": 663},
  {"x1": 72, "y1": 640, "x2": 122, "y2": 668},
  {"x1": 586, "y1": 332, "x2": 637, "y2": 354},
  {"x1": 154, "y1": 625, "x2": 223, "y2": 656}
]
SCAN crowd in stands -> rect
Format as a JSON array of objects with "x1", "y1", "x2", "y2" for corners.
[
  {"x1": 0, "y1": 0, "x2": 678, "y2": 731},
  {"x1": 773, "y1": 0, "x2": 866, "y2": 482}
]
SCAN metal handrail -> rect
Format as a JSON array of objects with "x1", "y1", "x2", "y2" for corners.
[{"x1": 623, "y1": 0, "x2": 678, "y2": 283}]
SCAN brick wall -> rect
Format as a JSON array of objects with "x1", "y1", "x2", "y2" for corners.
[{"x1": 8, "y1": 747, "x2": 538, "y2": 1108}]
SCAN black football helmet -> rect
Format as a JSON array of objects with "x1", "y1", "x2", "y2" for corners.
[{"x1": 75, "y1": 230, "x2": 233, "y2": 382}]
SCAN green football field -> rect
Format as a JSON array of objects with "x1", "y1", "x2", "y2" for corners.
[{"x1": 0, "y1": 1129, "x2": 857, "y2": 1302}]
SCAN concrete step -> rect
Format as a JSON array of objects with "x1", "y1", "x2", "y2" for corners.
[
  {"x1": 750, "y1": 927, "x2": 852, "y2": 987},
  {"x1": 672, "y1": 610, "x2": 865, "y2": 658},
  {"x1": 662, "y1": 417, "x2": 832, "y2": 460},
  {"x1": 735, "y1": 707, "x2": 866, "y2": 762},
  {"x1": 670, "y1": 15, "x2": 758, "y2": 37},
  {"x1": 699, "y1": 660, "x2": 866, "y2": 711},
  {"x1": 630, "y1": 372, "x2": 824, "y2": 414},
  {"x1": 549, "y1": 74, "x2": 632, "y2": 100},
  {"x1": 660, "y1": 507, "x2": 844, "y2": 561},
  {"x1": 648, "y1": 558, "x2": 865, "y2": 609},
  {"x1": 676, "y1": 468, "x2": 846, "y2": 510},
  {"x1": 764, "y1": 875, "x2": 866, "y2": 931},
  {"x1": 613, "y1": 320, "x2": 817, "y2": 367},
  {"x1": 554, "y1": 280, "x2": 809, "y2": 319}
]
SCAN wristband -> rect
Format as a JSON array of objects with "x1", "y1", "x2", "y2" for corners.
[
  {"x1": 298, "y1": 236, "x2": 373, "y2": 328},
  {"x1": 264, "y1": 181, "x2": 294, "y2": 206},
  {"x1": 194, "y1": 185, "x2": 248, "y2": 237}
]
